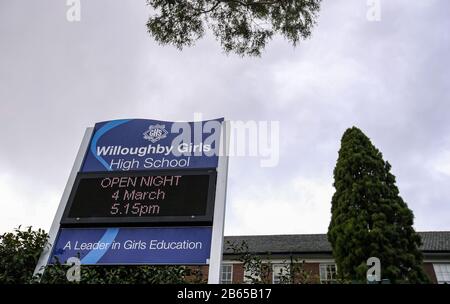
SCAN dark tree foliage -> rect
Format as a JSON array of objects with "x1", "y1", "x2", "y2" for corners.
[
  {"x1": 40, "y1": 263, "x2": 201, "y2": 284},
  {"x1": 226, "y1": 240, "x2": 319, "y2": 284},
  {"x1": 0, "y1": 226, "x2": 48, "y2": 284},
  {"x1": 146, "y1": 0, "x2": 322, "y2": 56},
  {"x1": 327, "y1": 127, "x2": 429, "y2": 283}
]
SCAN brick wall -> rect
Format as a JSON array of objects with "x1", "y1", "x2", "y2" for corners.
[
  {"x1": 302, "y1": 263, "x2": 320, "y2": 277},
  {"x1": 190, "y1": 262, "x2": 440, "y2": 283},
  {"x1": 232, "y1": 263, "x2": 244, "y2": 283},
  {"x1": 423, "y1": 263, "x2": 437, "y2": 284}
]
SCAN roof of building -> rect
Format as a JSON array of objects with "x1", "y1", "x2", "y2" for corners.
[
  {"x1": 223, "y1": 231, "x2": 450, "y2": 254},
  {"x1": 420, "y1": 231, "x2": 450, "y2": 252}
]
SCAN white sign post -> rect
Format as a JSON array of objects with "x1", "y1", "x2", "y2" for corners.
[{"x1": 207, "y1": 121, "x2": 230, "y2": 284}]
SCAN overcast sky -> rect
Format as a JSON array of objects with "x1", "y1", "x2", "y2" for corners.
[{"x1": 0, "y1": 0, "x2": 449, "y2": 236}]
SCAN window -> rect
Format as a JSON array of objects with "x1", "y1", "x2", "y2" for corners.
[
  {"x1": 243, "y1": 268, "x2": 260, "y2": 284},
  {"x1": 433, "y1": 264, "x2": 450, "y2": 284},
  {"x1": 272, "y1": 264, "x2": 289, "y2": 284},
  {"x1": 320, "y1": 263, "x2": 337, "y2": 284},
  {"x1": 221, "y1": 264, "x2": 233, "y2": 284}
]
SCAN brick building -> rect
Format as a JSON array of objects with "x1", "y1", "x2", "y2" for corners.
[{"x1": 216, "y1": 231, "x2": 450, "y2": 284}]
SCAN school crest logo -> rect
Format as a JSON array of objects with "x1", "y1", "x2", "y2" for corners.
[{"x1": 143, "y1": 124, "x2": 168, "y2": 143}]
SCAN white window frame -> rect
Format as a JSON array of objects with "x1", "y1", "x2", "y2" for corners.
[
  {"x1": 433, "y1": 263, "x2": 450, "y2": 284},
  {"x1": 273, "y1": 264, "x2": 291, "y2": 284},
  {"x1": 243, "y1": 267, "x2": 261, "y2": 284},
  {"x1": 319, "y1": 263, "x2": 337, "y2": 284},
  {"x1": 220, "y1": 264, "x2": 233, "y2": 284}
]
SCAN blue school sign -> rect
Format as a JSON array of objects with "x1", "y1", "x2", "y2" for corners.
[
  {"x1": 81, "y1": 118, "x2": 223, "y2": 172},
  {"x1": 48, "y1": 118, "x2": 224, "y2": 266},
  {"x1": 50, "y1": 227, "x2": 212, "y2": 265}
]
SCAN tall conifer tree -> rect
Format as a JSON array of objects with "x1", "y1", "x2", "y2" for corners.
[{"x1": 328, "y1": 127, "x2": 428, "y2": 283}]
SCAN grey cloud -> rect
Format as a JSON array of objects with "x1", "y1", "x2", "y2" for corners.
[{"x1": 0, "y1": 0, "x2": 449, "y2": 233}]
